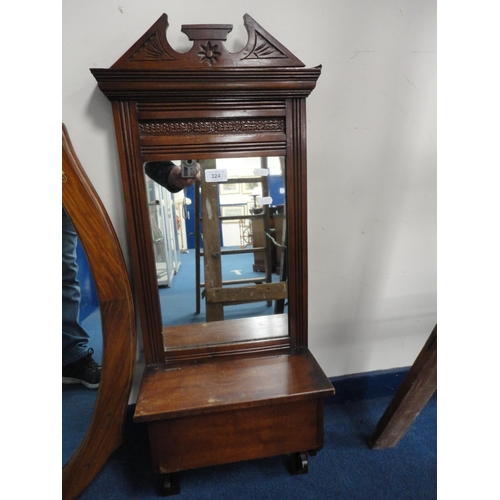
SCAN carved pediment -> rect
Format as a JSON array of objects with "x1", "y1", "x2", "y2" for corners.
[{"x1": 110, "y1": 13, "x2": 305, "y2": 69}]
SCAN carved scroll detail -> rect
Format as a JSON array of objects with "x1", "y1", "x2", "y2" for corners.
[
  {"x1": 139, "y1": 118, "x2": 285, "y2": 135},
  {"x1": 247, "y1": 33, "x2": 287, "y2": 60},
  {"x1": 108, "y1": 14, "x2": 305, "y2": 69},
  {"x1": 128, "y1": 33, "x2": 176, "y2": 62}
]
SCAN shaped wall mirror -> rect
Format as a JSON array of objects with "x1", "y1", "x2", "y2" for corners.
[
  {"x1": 92, "y1": 14, "x2": 334, "y2": 495},
  {"x1": 62, "y1": 124, "x2": 136, "y2": 500}
]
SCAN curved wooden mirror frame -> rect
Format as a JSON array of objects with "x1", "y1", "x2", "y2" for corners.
[{"x1": 62, "y1": 124, "x2": 136, "y2": 500}]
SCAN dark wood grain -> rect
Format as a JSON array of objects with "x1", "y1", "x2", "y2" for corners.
[
  {"x1": 164, "y1": 314, "x2": 288, "y2": 350},
  {"x1": 108, "y1": 14, "x2": 306, "y2": 70},
  {"x1": 91, "y1": 14, "x2": 332, "y2": 492},
  {"x1": 147, "y1": 398, "x2": 324, "y2": 474},
  {"x1": 136, "y1": 350, "x2": 333, "y2": 475},
  {"x1": 135, "y1": 350, "x2": 334, "y2": 422},
  {"x1": 163, "y1": 315, "x2": 291, "y2": 365}
]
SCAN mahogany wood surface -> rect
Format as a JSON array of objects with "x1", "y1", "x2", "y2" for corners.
[
  {"x1": 164, "y1": 314, "x2": 288, "y2": 349},
  {"x1": 109, "y1": 14, "x2": 305, "y2": 70},
  {"x1": 147, "y1": 398, "x2": 324, "y2": 474},
  {"x1": 163, "y1": 315, "x2": 290, "y2": 364},
  {"x1": 134, "y1": 350, "x2": 333, "y2": 422},
  {"x1": 91, "y1": 14, "x2": 333, "y2": 493},
  {"x1": 62, "y1": 124, "x2": 137, "y2": 500},
  {"x1": 369, "y1": 325, "x2": 437, "y2": 449},
  {"x1": 135, "y1": 349, "x2": 333, "y2": 475}
]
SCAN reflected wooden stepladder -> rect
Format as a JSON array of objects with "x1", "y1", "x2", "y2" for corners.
[{"x1": 195, "y1": 160, "x2": 287, "y2": 321}]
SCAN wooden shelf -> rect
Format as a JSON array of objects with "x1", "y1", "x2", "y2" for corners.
[
  {"x1": 164, "y1": 314, "x2": 288, "y2": 351},
  {"x1": 134, "y1": 349, "x2": 334, "y2": 422},
  {"x1": 162, "y1": 314, "x2": 291, "y2": 364}
]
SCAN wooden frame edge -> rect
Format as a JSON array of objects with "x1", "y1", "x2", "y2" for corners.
[{"x1": 62, "y1": 124, "x2": 136, "y2": 500}]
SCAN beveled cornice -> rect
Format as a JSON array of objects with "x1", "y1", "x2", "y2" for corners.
[{"x1": 90, "y1": 67, "x2": 322, "y2": 101}]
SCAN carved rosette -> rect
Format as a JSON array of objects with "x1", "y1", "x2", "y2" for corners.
[{"x1": 197, "y1": 41, "x2": 222, "y2": 66}]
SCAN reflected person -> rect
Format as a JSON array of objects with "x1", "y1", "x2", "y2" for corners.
[
  {"x1": 62, "y1": 162, "x2": 198, "y2": 389},
  {"x1": 62, "y1": 208, "x2": 101, "y2": 389},
  {"x1": 144, "y1": 160, "x2": 200, "y2": 192}
]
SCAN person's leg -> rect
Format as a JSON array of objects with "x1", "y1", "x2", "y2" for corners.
[
  {"x1": 62, "y1": 208, "x2": 101, "y2": 388},
  {"x1": 62, "y1": 208, "x2": 90, "y2": 366}
]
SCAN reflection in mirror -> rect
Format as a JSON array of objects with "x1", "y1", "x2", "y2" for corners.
[
  {"x1": 143, "y1": 157, "x2": 288, "y2": 348},
  {"x1": 62, "y1": 208, "x2": 102, "y2": 466}
]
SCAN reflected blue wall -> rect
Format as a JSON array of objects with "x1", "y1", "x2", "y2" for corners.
[{"x1": 76, "y1": 239, "x2": 99, "y2": 321}]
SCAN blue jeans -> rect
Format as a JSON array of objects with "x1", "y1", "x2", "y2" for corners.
[{"x1": 62, "y1": 208, "x2": 90, "y2": 366}]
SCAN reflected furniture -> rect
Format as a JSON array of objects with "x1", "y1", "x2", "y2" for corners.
[
  {"x1": 197, "y1": 161, "x2": 287, "y2": 322},
  {"x1": 252, "y1": 208, "x2": 284, "y2": 273},
  {"x1": 92, "y1": 14, "x2": 334, "y2": 496},
  {"x1": 194, "y1": 171, "x2": 281, "y2": 314},
  {"x1": 62, "y1": 124, "x2": 136, "y2": 500}
]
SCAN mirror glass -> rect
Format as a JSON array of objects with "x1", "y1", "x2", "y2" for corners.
[
  {"x1": 62, "y1": 209, "x2": 102, "y2": 465},
  {"x1": 143, "y1": 156, "x2": 288, "y2": 350}
]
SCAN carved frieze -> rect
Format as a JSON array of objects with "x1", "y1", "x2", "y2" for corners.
[{"x1": 139, "y1": 118, "x2": 285, "y2": 135}]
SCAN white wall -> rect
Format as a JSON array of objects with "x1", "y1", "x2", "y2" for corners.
[{"x1": 62, "y1": 0, "x2": 436, "y2": 379}]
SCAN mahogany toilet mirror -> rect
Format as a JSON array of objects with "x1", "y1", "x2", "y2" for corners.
[{"x1": 92, "y1": 14, "x2": 334, "y2": 496}]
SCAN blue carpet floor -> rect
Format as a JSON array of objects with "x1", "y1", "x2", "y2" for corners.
[
  {"x1": 71, "y1": 393, "x2": 436, "y2": 499},
  {"x1": 159, "y1": 248, "x2": 286, "y2": 325}
]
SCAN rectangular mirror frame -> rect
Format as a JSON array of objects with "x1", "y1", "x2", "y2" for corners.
[{"x1": 91, "y1": 15, "x2": 321, "y2": 366}]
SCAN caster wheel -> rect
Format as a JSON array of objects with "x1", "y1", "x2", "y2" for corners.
[
  {"x1": 290, "y1": 451, "x2": 309, "y2": 475},
  {"x1": 160, "y1": 472, "x2": 180, "y2": 496}
]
